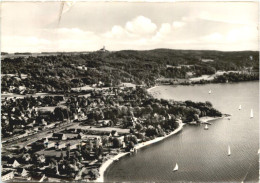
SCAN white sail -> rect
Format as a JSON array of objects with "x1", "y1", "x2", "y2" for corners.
[
  {"x1": 250, "y1": 109, "x2": 253, "y2": 118},
  {"x1": 228, "y1": 146, "x2": 231, "y2": 156},
  {"x1": 208, "y1": 90, "x2": 212, "y2": 94},
  {"x1": 204, "y1": 124, "x2": 209, "y2": 130},
  {"x1": 258, "y1": 149, "x2": 260, "y2": 154},
  {"x1": 239, "y1": 105, "x2": 242, "y2": 110},
  {"x1": 173, "y1": 163, "x2": 178, "y2": 171}
]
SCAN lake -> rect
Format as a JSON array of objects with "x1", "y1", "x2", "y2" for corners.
[{"x1": 105, "y1": 81, "x2": 259, "y2": 182}]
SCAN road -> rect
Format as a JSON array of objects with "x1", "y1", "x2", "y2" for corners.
[{"x1": 2, "y1": 121, "x2": 77, "y2": 149}]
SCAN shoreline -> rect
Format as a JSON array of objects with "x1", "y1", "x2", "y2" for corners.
[
  {"x1": 199, "y1": 115, "x2": 225, "y2": 123},
  {"x1": 95, "y1": 85, "x2": 227, "y2": 182},
  {"x1": 147, "y1": 85, "x2": 159, "y2": 92},
  {"x1": 95, "y1": 123, "x2": 185, "y2": 182}
]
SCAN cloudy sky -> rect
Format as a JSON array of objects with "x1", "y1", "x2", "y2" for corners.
[{"x1": 1, "y1": 1, "x2": 258, "y2": 52}]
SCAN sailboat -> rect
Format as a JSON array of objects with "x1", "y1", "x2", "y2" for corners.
[
  {"x1": 228, "y1": 145, "x2": 231, "y2": 156},
  {"x1": 250, "y1": 109, "x2": 253, "y2": 118},
  {"x1": 173, "y1": 163, "x2": 178, "y2": 172},
  {"x1": 204, "y1": 124, "x2": 209, "y2": 130},
  {"x1": 239, "y1": 105, "x2": 242, "y2": 110},
  {"x1": 208, "y1": 90, "x2": 212, "y2": 94}
]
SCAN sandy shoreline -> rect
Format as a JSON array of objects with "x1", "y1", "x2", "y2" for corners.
[
  {"x1": 95, "y1": 114, "x2": 224, "y2": 182},
  {"x1": 199, "y1": 116, "x2": 224, "y2": 123},
  {"x1": 95, "y1": 123, "x2": 185, "y2": 182},
  {"x1": 147, "y1": 85, "x2": 159, "y2": 92},
  {"x1": 95, "y1": 85, "x2": 225, "y2": 182}
]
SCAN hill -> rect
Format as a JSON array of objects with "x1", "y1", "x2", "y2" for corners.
[{"x1": 1, "y1": 49, "x2": 259, "y2": 93}]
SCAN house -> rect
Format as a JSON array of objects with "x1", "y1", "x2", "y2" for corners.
[
  {"x1": 44, "y1": 141, "x2": 55, "y2": 149},
  {"x1": 7, "y1": 159, "x2": 20, "y2": 168},
  {"x1": 37, "y1": 155, "x2": 46, "y2": 163},
  {"x1": 16, "y1": 168, "x2": 28, "y2": 177},
  {"x1": 12, "y1": 160, "x2": 20, "y2": 168},
  {"x1": 97, "y1": 120, "x2": 111, "y2": 127},
  {"x1": 201, "y1": 58, "x2": 214, "y2": 62},
  {"x1": 46, "y1": 123, "x2": 55, "y2": 129},
  {"x1": 185, "y1": 72, "x2": 194, "y2": 78},
  {"x1": 2, "y1": 170, "x2": 14, "y2": 181},
  {"x1": 67, "y1": 141, "x2": 79, "y2": 150},
  {"x1": 55, "y1": 142, "x2": 66, "y2": 150},
  {"x1": 52, "y1": 133, "x2": 67, "y2": 140},
  {"x1": 109, "y1": 130, "x2": 118, "y2": 137},
  {"x1": 22, "y1": 153, "x2": 31, "y2": 162},
  {"x1": 73, "y1": 114, "x2": 78, "y2": 120}
]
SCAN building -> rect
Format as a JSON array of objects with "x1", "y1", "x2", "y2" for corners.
[
  {"x1": 7, "y1": 159, "x2": 20, "y2": 168},
  {"x1": 16, "y1": 168, "x2": 28, "y2": 177},
  {"x1": 97, "y1": 120, "x2": 111, "y2": 127},
  {"x1": 201, "y1": 59, "x2": 214, "y2": 62},
  {"x1": 2, "y1": 170, "x2": 14, "y2": 181},
  {"x1": 52, "y1": 133, "x2": 67, "y2": 140}
]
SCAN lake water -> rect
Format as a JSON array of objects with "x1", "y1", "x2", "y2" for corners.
[{"x1": 105, "y1": 81, "x2": 259, "y2": 182}]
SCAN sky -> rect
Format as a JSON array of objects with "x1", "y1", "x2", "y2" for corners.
[{"x1": 1, "y1": 1, "x2": 259, "y2": 52}]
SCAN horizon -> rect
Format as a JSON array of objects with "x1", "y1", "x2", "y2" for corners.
[
  {"x1": 1, "y1": 47, "x2": 259, "y2": 54},
  {"x1": 1, "y1": 1, "x2": 258, "y2": 52}
]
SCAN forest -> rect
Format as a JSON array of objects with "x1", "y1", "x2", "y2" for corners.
[{"x1": 1, "y1": 49, "x2": 259, "y2": 93}]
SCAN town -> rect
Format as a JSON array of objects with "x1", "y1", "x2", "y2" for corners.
[
  {"x1": 1, "y1": 48, "x2": 258, "y2": 181},
  {"x1": 2, "y1": 76, "x2": 222, "y2": 181}
]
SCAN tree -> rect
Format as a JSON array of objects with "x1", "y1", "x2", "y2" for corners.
[
  {"x1": 89, "y1": 141, "x2": 93, "y2": 151},
  {"x1": 102, "y1": 136, "x2": 109, "y2": 147},
  {"x1": 205, "y1": 101, "x2": 213, "y2": 108},
  {"x1": 128, "y1": 141, "x2": 135, "y2": 150},
  {"x1": 135, "y1": 123, "x2": 143, "y2": 132},
  {"x1": 60, "y1": 151, "x2": 64, "y2": 161},
  {"x1": 54, "y1": 107, "x2": 64, "y2": 121},
  {"x1": 112, "y1": 138, "x2": 122, "y2": 148},
  {"x1": 95, "y1": 146, "x2": 103, "y2": 159},
  {"x1": 129, "y1": 135, "x2": 138, "y2": 144}
]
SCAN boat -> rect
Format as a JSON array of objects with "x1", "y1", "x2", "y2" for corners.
[
  {"x1": 239, "y1": 105, "x2": 242, "y2": 110},
  {"x1": 208, "y1": 90, "x2": 212, "y2": 94},
  {"x1": 228, "y1": 145, "x2": 231, "y2": 156},
  {"x1": 173, "y1": 163, "x2": 178, "y2": 172},
  {"x1": 204, "y1": 124, "x2": 209, "y2": 130},
  {"x1": 250, "y1": 109, "x2": 253, "y2": 118}
]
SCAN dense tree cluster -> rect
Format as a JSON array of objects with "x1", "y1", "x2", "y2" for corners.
[
  {"x1": 1, "y1": 49, "x2": 258, "y2": 93},
  {"x1": 213, "y1": 72, "x2": 259, "y2": 83}
]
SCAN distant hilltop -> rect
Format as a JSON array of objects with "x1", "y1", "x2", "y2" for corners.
[{"x1": 1, "y1": 48, "x2": 257, "y2": 61}]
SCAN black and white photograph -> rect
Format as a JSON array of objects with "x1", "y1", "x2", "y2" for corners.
[{"x1": 1, "y1": 1, "x2": 259, "y2": 182}]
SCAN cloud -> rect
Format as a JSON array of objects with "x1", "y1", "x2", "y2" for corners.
[
  {"x1": 103, "y1": 15, "x2": 157, "y2": 39},
  {"x1": 226, "y1": 26, "x2": 258, "y2": 42},
  {"x1": 1, "y1": 10, "x2": 258, "y2": 53},
  {"x1": 125, "y1": 16, "x2": 157, "y2": 35},
  {"x1": 172, "y1": 21, "x2": 186, "y2": 28},
  {"x1": 201, "y1": 26, "x2": 258, "y2": 44},
  {"x1": 159, "y1": 23, "x2": 172, "y2": 34},
  {"x1": 201, "y1": 32, "x2": 224, "y2": 43},
  {"x1": 152, "y1": 23, "x2": 172, "y2": 43},
  {"x1": 103, "y1": 25, "x2": 130, "y2": 39}
]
